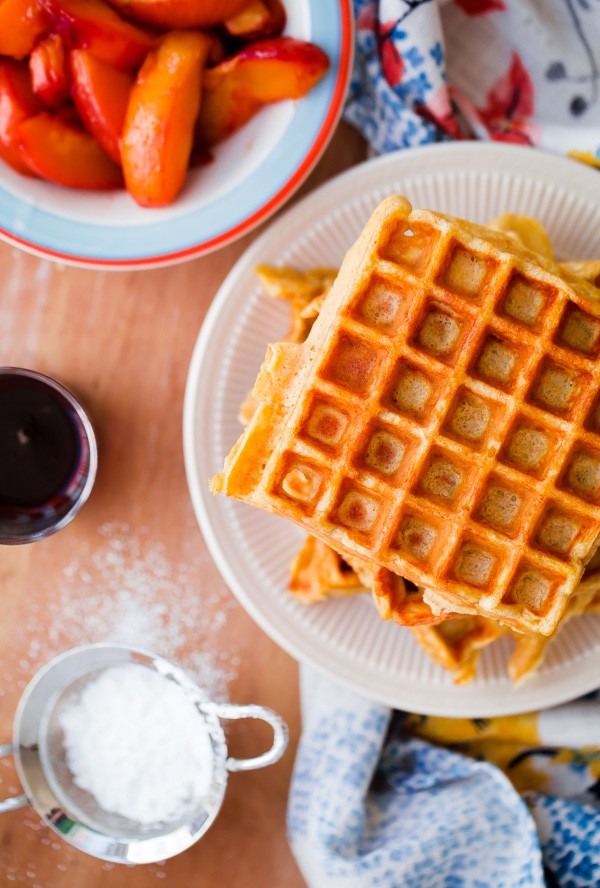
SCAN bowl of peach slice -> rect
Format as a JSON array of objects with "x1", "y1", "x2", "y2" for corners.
[{"x1": 0, "y1": 0, "x2": 352, "y2": 267}]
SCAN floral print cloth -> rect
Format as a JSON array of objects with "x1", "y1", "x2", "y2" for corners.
[
  {"x1": 344, "y1": 0, "x2": 600, "y2": 167},
  {"x1": 288, "y1": 2, "x2": 600, "y2": 884},
  {"x1": 288, "y1": 669, "x2": 600, "y2": 887}
]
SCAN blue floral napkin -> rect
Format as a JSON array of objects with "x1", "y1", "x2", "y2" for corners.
[
  {"x1": 287, "y1": 2, "x2": 600, "y2": 885},
  {"x1": 344, "y1": 0, "x2": 600, "y2": 165},
  {"x1": 288, "y1": 668, "x2": 600, "y2": 888}
]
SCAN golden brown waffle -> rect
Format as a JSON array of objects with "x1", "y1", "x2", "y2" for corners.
[
  {"x1": 585, "y1": 562, "x2": 600, "y2": 611},
  {"x1": 286, "y1": 533, "x2": 600, "y2": 682},
  {"x1": 257, "y1": 263, "x2": 485, "y2": 628},
  {"x1": 373, "y1": 573, "x2": 454, "y2": 626},
  {"x1": 560, "y1": 261, "x2": 600, "y2": 289},
  {"x1": 287, "y1": 533, "x2": 498, "y2": 680},
  {"x1": 412, "y1": 617, "x2": 506, "y2": 684},
  {"x1": 289, "y1": 534, "x2": 455, "y2": 625},
  {"x1": 246, "y1": 236, "x2": 600, "y2": 686},
  {"x1": 345, "y1": 554, "x2": 453, "y2": 626},
  {"x1": 239, "y1": 266, "x2": 336, "y2": 426},
  {"x1": 289, "y1": 535, "x2": 364, "y2": 604},
  {"x1": 254, "y1": 260, "x2": 455, "y2": 623},
  {"x1": 487, "y1": 213, "x2": 554, "y2": 260},
  {"x1": 214, "y1": 195, "x2": 600, "y2": 635},
  {"x1": 255, "y1": 264, "x2": 337, "y2": 343},
  {"x1": 508, "y1": 567, "x2": 600, "y2": 684}
]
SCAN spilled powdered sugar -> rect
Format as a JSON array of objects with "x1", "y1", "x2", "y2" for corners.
[
  {"x1": 1, "y1": 521, "x2": 238, "y2": 885},
  {"x1": 21, "y1": 522, "x2": 239, "y2": 701}
]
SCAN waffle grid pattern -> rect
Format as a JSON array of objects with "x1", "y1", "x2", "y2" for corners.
[{"x1": 265, "y1": 205, "x2": 600, "y2": 634}]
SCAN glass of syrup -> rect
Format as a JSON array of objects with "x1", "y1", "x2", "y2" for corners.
[{"x1": 0, "y1": 368, "x2": 97, "y2": 544}]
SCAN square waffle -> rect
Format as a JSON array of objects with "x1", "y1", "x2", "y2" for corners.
[
  {"x1": 345, "y1": 553, "x2": 455, "y2": 626},
  {"x1": 411, "y1": 617, "x2": 506, "y2": 685},
  {"x1": 213, "y1": 195, "x2": 600, "y2": 635},
  {"x1": 289, "y1": 534, "x2": 455, "y2": 625},
  {"x1": 508, "y1": 566, "x2": 600, "y2": 684},
  {"x1": 289, "y1": 535, "x2": 364, "y2": 603},
  {"x1": 286, "y1": 531, "x2": 599, "y2": 683}
]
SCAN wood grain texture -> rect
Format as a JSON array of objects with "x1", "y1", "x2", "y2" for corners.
[{"x1": 0, "y1": 123, "x2": 367, "y2": 888}]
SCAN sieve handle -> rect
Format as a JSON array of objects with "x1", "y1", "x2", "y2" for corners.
[
  {"x1": 202, "y1": 703, "x2": 288, "y2": 772},
  {"x1": 0, "y1": 744, "x2": 28, "y2": 814}
]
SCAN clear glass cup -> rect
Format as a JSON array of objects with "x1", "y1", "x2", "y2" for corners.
[{"x1": 0, "y1": 367, "x2": 97, "y2": 544}]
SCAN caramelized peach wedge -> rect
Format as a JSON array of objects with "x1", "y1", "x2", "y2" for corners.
[
  {"x1": 39, "y1": 0, "x2": 156, "y2": 70},
  {"x1": 70, "y1": 50, "x2": 133, "y2": 163},
  {"x1": 29, "y1": 33, "x2": 70, "y2": 105},
  {"x1": 0, "y1": 0, "x2": 330, "y2": 205},
  {"x1": 198, "y1": 37, "x2": 330, "y2": 147},
  {"x1": 106, "y1": 0, "x2": 250, "y2": 28},
  {"x1": 223, "y1": 0, "x2": 286, "y2": 39},
  {"x1": 122, "y1": 31, "x2": 212, "y2": 207},
  {"x1": 0, "y1": 0, "x2": 50, "y2": 60},
  {"x1": 0, "y1": 59, "x2": 42, "y2": 175},
  {"x1": 17, "y1": 112, "x2": 123, "y2": 188}
]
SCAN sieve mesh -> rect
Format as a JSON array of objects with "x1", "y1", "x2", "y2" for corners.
[{"x1": 38, "y1": 666, "x2": 218, "y2": 841}]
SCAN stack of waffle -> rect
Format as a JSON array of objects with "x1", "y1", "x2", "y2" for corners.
[{"x1": 212, "y1": 197, "x2": 600, "y2": 684}]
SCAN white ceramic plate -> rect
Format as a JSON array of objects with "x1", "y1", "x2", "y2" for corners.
[
  {"x1": 0, "y1": 1, "x2": 352, "y2": 269},
  {"x1": 184, "y1": 143, "x2": 600, "y2": 717}
]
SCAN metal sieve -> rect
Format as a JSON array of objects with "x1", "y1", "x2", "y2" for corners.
[{"x1": 0, "y1": 643, "x2": 288, "y2": 863}]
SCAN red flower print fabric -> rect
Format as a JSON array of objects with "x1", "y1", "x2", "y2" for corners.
[{"x1": 344, "y1": 0, "x2": 600, "y2": 166}]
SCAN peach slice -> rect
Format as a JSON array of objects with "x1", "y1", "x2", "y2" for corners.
[
  {"x1": 17, "y1": 112, "x2": 123, "y2": 189},
  {"x1": 224, "y1": 0, "x2": 285, "y2": 39},
  {"x1": 30, "y1": 34, "x2": 70, "y2": 106},
  {"x1": 0, "y1": 0, "x2": 50, "y2": 60},
  {"x1": 39, "y1": 0, "x2": 155, "y2": 71},
  {"x1": 0, "y1": 60, "x2": 41, "y2": 175},
  {"x1": 54, "y1": 102, "x2": 83, "y2": 125},
  {"x1": 121, "y1": 31, "x2": 212, "y2": 207},
  {"x1": 106, "y1": 0, "x2": 249, "y2": 28},
  {"x1": 70, "y1": 49, "x2": 133, "y2": 163},
  {"x1": 197, "y1": 37, "x2": 330, "y2": 146}
]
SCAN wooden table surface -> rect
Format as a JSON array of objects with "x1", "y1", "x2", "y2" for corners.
[{"x1": 0, "y1": 123, "x2": 367, "y2": 888}]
